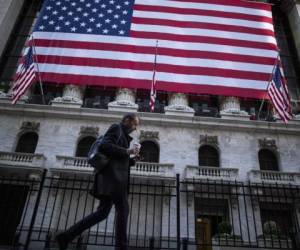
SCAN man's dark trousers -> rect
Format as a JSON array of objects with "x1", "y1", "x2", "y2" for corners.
[{"x1": 64, "y1": 192, "x2": 129, "y2": 250}]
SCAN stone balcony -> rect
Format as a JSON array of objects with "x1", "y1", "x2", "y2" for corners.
[
  {"x1": 54, "y1": 156, "x2": 175, "y2": 179},
  {"x1": 248, "y1": 170, "x2": 300, "y2": 185},
  {"x1": 185, "y1": 165, "x2": 239, "y2": 182},
  {"x1": 0, "y1": 151, "x2": 46, "y2": 169},
  {"x1": 130, "y1": 162, "x2": 175, "y2": 179},
  {"x1": 54, "y1": 155, "x2": 93, "y2": 172}
]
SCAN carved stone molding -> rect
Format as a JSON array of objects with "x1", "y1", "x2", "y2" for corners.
[
  {"x1": 259, "y1": 138, "x2": 277, "y2": 151},
  {"x1": 52, "y1": 85, "x2": 85, "y2": 108},
  {"x1": 80, "y1": 126, "x2": 99, "y2": 137},
  {"x1": 20, "y1": 121, "x2": 40, "y2": 132},
  {"x1": 199, "y1": 134, "x2": 218, "y2": 146},
  {"x1": 140, "y1": 130, "x2": 159, "y2": 141},
  {"x1": 164, "y1": 93, "x2": 194, "y2": 116},
  {"x1": 219, "y1": 96, "x2": 250, "y2": 120},
  {"x1": 108, "y1": 88, "x2": 138, "y2": 112}
]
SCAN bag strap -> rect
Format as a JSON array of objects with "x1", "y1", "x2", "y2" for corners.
[
  {"x1": 116, "y1": 123, "x2": 123, "y2": 144},
  {"x1": 100, "y1": 124, "x2": 123, "y2": 144}
]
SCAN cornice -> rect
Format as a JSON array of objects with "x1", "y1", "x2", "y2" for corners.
[{"x1": 0, "y1": 103, "x2": 300, "y2": 135}]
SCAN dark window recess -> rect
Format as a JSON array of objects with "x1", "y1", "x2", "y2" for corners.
[
  {"x1": 0, "y1": 184, "x2": 29, "y2": 246},
  {"x1": 136, "y1": 90, "x2": 167, "y2": 113},
  {"x1": 260, "y1": 203, "x2": 294, "y2": 237},
  {"x1": 258, "y1": 149, "x2": 279, "y2": 171},
  {"x1": 140, "y1": 141, "x2": 159, "y2": 163},
  {"x1": 199, "y1": 145, "x2": 219, "y2": 167},
  {"x1": 189, "y1": 94, "x2": 220, "y2": 118},
  {"x1": 83, "y1": 86, "x2": 116, "y2": 109},
  {"x1": 28, "y1": 83, "x2": 64, "y2": 105},
  {"x1": 76, "y1": 136, "x2": 96, "y2": 157},
  {"x1": 15, "y1": 132, "x2": 38, "y2": 154}
]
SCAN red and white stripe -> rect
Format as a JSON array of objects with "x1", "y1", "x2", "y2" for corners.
[
  {"x1": 12, "y1": 63, "x2": 36, "y2": 104},
  {"x1": 30, "y1": 0, "x2": 278, "y2": 99}
]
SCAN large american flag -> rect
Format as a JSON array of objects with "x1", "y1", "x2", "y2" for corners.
[
  {"x1": 268, "y1": 62, "x2": 292, "y2": 123},
  {"x1": 12, "y1": 47, "x2": 36, "y2": 104},
  {"x1": 31, "y1": 0, "x2": 278, "y2": 99}
]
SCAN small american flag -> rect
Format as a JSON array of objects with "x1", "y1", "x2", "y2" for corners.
[
  {"x1": 12, "y1": 47, "x2": 36, "y2": 104},
  {"x1": 268, "y1": 62, "x2": 292, "y2": 123},
  {"x1": 149, "y1": 73, "x2": 156, "y2": 112},
  {"x1": 149, "y1": 41, "x2": 158, "y2": 112}
]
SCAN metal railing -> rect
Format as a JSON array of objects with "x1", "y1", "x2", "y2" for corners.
[{"x1": 0, "y1": 172, "x2": 299, "y2": 250}]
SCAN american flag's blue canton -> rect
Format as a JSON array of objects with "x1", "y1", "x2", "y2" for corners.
[
  {"x1": 273, "y1": 66, "x2": 282, "y2": 90},
  {"x1": 35, "y1": 0, "x2": 135, "y2": 36},
  {"x1": 24, "y1": 48, "x2": 34, "y2": 69}
]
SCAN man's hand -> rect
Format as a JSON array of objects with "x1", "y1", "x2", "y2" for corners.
[{"x1": 127, "y1": 147, "x2": 140, "y2": 156}]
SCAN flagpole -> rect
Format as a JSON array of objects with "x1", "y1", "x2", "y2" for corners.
[
  {"x1": 257, "y1": 54, "x2": 279, "y2": 120},
  {"x1": 150, "y1": 40, "x2": 158, "y2": 112},
  {"x1": 31, "y1": 34, "x2": 46, "y2": 105}
]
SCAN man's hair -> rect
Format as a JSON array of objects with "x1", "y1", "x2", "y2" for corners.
[{"x1": 122, "y1": 113, "x2": 139, "y2": 123}]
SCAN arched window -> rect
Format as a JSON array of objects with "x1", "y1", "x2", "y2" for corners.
[
  {"x1": 15, "y1": 132, "x2": 39, "y2": 154},
  {"x1": 258, "y1": 149, "x2": 279, "y2": 171},
  {"x1": 76, "y1": 136, "x2": 96, "y2": 157},
  {"x1": 140, "y1": 141, "x2": 159, "y2": 163},
  {"x1": 199, "y1": 145, "x2": 219, "y2": 167}
]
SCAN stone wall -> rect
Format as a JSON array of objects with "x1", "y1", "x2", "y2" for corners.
[{"x1": 0, "y1": 108, "x2": 300, "y2": 181}]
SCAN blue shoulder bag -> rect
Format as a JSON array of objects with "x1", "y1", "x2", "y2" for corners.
[{"x1": 87, "y1": 125, "x2": 122, "y2": 172}]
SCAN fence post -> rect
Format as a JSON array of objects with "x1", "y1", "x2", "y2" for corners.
[
  {"x1": 176, "y1": 174, "x2": 181, "y2": 250},
  {"x1": 182, "y1": 238, "x2": 188, "y2": 250},
  {"x1": 24, "y1": 169, "x2": 47, "y2": 250},
  {"x1": 149, "y1": 236, "x2": 155, "y2": 250}
]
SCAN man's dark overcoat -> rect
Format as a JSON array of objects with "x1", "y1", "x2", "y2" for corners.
[{"x1": 92, "y1": 123, "x2": 133, "y2": 198}]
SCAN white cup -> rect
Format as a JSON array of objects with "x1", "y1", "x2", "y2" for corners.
[{"x1": 133, "y1": 142, "x2": 141, "y2": 151}]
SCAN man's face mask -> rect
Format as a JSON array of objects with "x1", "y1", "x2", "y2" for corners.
[{"x1": 126, "y1": 127, "x2": 135, "y2": 134}]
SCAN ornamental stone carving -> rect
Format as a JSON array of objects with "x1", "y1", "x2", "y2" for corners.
[
  {"x1": 220, "y1": 96, "x2": 249, "y2": 120},
  {"x1": 259, "y1": 138, "x2": 277, "y2": 151},
  {"x1": 165, "y1": 93, "x2": 194, "y2": 116},
  {"x1": 20, "y1": 121, "x2": 40, "y2": 132},
  {"x1": 140, "y1": 130, "x2": 159, "y2": 141},
  {"x1": 108, "y1": 88, "x2": 138, "y2": 112},
  {"x1": 52, "y1": 85, "x2": 85, "y2": 107},
  {"x1": 199, "y1": 134, "x2": 218, "y2": 146},
  {"x1": 80, "y1": 126, "x2": 99, "y2": 137}
]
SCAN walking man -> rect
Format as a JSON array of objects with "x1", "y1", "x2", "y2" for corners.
[{"x1": 56, "y1": 113, "x2": 140, "y2": 250}]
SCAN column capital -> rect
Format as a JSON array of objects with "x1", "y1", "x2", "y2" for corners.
[
  {"x1": 220, "y1": 96, "x2": 250, "y2": 120},
  {"x1": 108, "y1": 88, "x2": 138, "y2": 112},
  {"x1": 164, "y1": 93, "x2": 194, "y2": 117},
  {"x1": 51, "y1": 84, "x2": 85, "y2": 108}
]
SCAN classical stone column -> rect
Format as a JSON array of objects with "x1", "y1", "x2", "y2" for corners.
[
  {"x1": 285, "y1": 1, "x2": 300, "y2": 59},
  {"x1": 164, "y1": 93, "x2": 194, "y2": 116},
  {"x1": 0, "y1": 0, "x2": 25, "y2": 58},
  {"x1": 51, "y1": 84, "x2": 85, "y2": 108},
  {"x1": 108, "y1": 88, "x2": 138, "y2": 112},
  {"x1": 220, "y1": 96, "x2": 250, "y2": 120}
]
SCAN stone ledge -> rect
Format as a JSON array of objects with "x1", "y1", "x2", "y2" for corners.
[{"x1": 0, "y1": 102, "x2": 300, "y2": 134}]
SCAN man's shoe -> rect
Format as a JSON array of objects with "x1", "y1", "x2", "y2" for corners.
[{"x1": 55, "y1": 232, "x2": 69, "y2": 250}]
